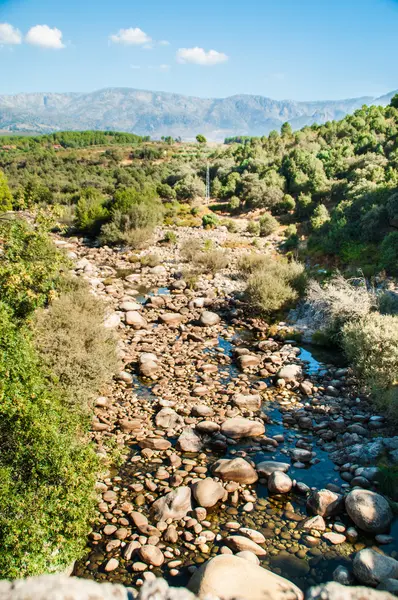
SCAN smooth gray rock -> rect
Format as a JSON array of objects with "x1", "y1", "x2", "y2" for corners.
[
  {"x1": 353, "y1": 548, "x2": 398, "y2": 586},
  {"x1": 345, "y1": 490, "x2": 393, "y2": 534},
  {"x1": 152, "y1": 487, "x2": 192, "y2": 522}
]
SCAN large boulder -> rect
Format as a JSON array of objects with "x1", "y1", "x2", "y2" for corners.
[
  {"x1": 152, "y1": 487, "x2": 192, "y2": 521},
  {"x1": 155, "y1": 407, "x2": 184, "y2": 430},
  {"x1": 256, "y1": 461, "x2": 290, "y2": 478},
  {"x1": 159, "y1": 313, "x2": 183, "y2": 327},
  {"x1": 232, "y1": 393, "x2": 261, "y2": 411},
  {"x1": 220, "y1": 417, "x2": 265, "y2": 440},
  {"x1": 224, "y1": 536, "x2": 266, "y2": 557},
  {"x1": 353, "y1": 548, "x2": 398, "y2": 586},
  {"x1": 125, "y1": 311, "x2": 147, "y2": 329},
  {"x1": 276, "y1": 364, "x2": 302, "y2": 382},
  {"x1": 177, "y1": 428, "x2": 204, "y2": 453},
  {"x1": 307, "y1": 489, "x2": 344, "y2": 517},
  {"x1": 199, "y1": 311, "x2": 220, "y2": 327},
  {"x1": 268, "y1": 471, "x2": 293, "y2": 494},
  {"x1": 188, "y1": 555, "x2": 303, "y2": 600},
  {"x1": 212, "y1": 458, "x2": 258, "y2": 484},
  {"x1": 139, "y1": 353, "x2": 160, "y2": 378},
  {"x1": 192, "y1": 478, "x2": 225, "y2": 508},
  {"x1": 345, "y1": 489, "x2": 393, "y2": 534}
]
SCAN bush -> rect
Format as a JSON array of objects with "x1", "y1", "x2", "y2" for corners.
[
  {"x1": 342, "y1": 313, "x2": 398, "y2": 390},
  {"x1": 33, "y1": 277, "x2": 119, "y2": 415},
  {"x1": 310, "y1": 204, "x2": 330, "y2": 230},
  {"x1": 202, "y1": 213, "x2": 219, "y2": 229},
  {"x1": 180, "y1": 239, "x2": 203, "y2": 262},
  {"x1": 239, "y1": 254, "x2": 306, "y2": 315},
  {"x1": 259, "y1": 212, "x2": 278, "y2": 237},
  {"x1": 0, "y1": 170, "x2": 13, "y2": 212},
  {"x1": 0, "y1": 218, "x2": 66, "y2": 318},
  {"x1": 0, "y1": 301, "x2": 98, "y2": 578},
  {"x1": 74, "y1": 188, "x2": 108, "y2": 235},
  {"x1": 195, "y1": 249, "x2": 229, "y2": 274},
  {"x1": 380, "y1": 231, "x2": 398, "y2": 274},
  {"x1": 246, "y1": 221, "x2": 260, "y2": 236},
  {"x1": 378, "y1": 291, "x2": 398, "y2": 315},
  {"x1": 224, "y1": 219, "x2": 238, "y2": 233},
  {"x1": 229, "y1": 196, "x2": 240, "y2": 213},
  {"x1": 163, "y1": 230, "x2": 177, "y2": 245},
  {"x1": 305, "y1": 275, "x2": 376, "y2": 339},
  {"x1": 140, "y1": 253, "x2": 160, "y2": 267}
]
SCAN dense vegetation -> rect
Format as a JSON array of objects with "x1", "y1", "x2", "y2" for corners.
[
  {"x1": 0, "y1": 130, "x2": 149, "y2": 150},
  {"x1": 0, "y1": 217, "x2": 117, "y2": 577}
]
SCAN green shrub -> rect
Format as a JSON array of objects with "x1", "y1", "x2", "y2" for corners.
[
  {"x1": 180, "y1": 238, "x2": 203, "y2": 262},
  {"x1": 195, "y1": 248, "x2": 229, "y2": 274},
  {"x1": 0, "y1": 302, "x2": 98, "y2": 578},
  {"x1": 239, "y1": 254, "x2": 306, "y2": 315},
  {"x1": 224, "y1": 219, "x2": 238, "y2": 233},
  {"x1": 202, "y1": 213, "x2": 219, "y2": 229},
  {"x1": 33, "y1": 277, "x2": 119, "y2": 415},
  {"x1": 259, "y1": 212, "x2": 279, "y2": 237},
  {"x1": 310, "y1": 204, "x2": 330, "y2": 230},
  {"x1": 163, "y1": 230, "x2": 177, "y2": 244},
  {"x1": 74, "y1": 188, "x2": 108, "y2": 235},
  {"x1": 0, "y1": 171, "x2": 13, "y2": 212},
  {"x1": 246, "y1": 221, "x2": 260, "y2": 236},
  {"x1": 342, "y1": 313, "x2": 398, "y2": 390},
  {"x1": 380, "y1": 231, "x2": 398, "y2": 273},
  {"x1": 140, "y1": 253, "x2": 161, "y2": 267},
  {"x1": 378, "y1": 291, "x2": 398, "y2": 316},
  {"x1": 229, "y1": 196, "x2": 240, "y2": 213},
  {"x1": 0, "y1": 218, "x2": 66, "y2": 318}
]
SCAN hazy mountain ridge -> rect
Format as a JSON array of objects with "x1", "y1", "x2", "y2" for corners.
[{"x1": 0, "y1": 87, "x2": 396, "y2": 141}]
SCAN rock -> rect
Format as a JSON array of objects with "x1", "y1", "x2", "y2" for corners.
[
  {"x1": 125, "y1": 311, "x2": 148, "y2": 329},
  {"x1": 152, "y1": 487, "x2": 192, "y2": 521},
  {"x1": 231, "y1": 393, "x2": 261, "y2": 411},
  {"x1": 0, "y1": 575, "x2": 131, "y2": 600},
  {"x1": 139, "y1": 438, "x2": 172, "y2": 451},
  {"x1": 188, "y1": 555, "x2": 303, "y2": 600},
  {"x1": 323, "y1": 532, "x2": 346, "y2": 545},
  {"x1": 159, "y1": 313, "x2": 183, "y2": 327},
  {"x1": 267, "y1": 471, "x2": 292, "y2": 494},
  {"x1": 224, "y1": 535, "x2": 266, "y2": 557},
  {"x1": 155, "y1": 408, "x2": 184, "y2": 430},
  {"x1": 192, "y1": 405, "x2": 214, "y2": 418},
  {"x1": 104, "y1": 312, "x2": 121, "y2": 329},
  {"x1": 291, "y1": 448, "x2": 312, "y2": 463},
  {"x1": 256, "y1": 461, "x2": 290, "y2": 478},
  {"x1": 307, "y1": 489, "x2": 344, "y2": 517},
  {"x1": 239, "y1": 528, "x2": 266, "y2": 544},
  {"x1": 119, "y1": 418, "x2": 142, "y2": 433},
  {"x1": 104, "y1": 558, "x2": 119, "y2": 572},
  {"x1": 199, "y1": 311, "x2": 220, "y2": 326},
  {"x1": 120, "y1": 300, "x2": 142, "y2": 311},
  {"x1": 139, "y1": 353, "x2": 160, "y2": 378},
  {"x1": 353, "y1": 548, "x2": 398, "y2": 586},
  {"x1": 307, "y1": 582, "x2": 395, "y2": 600},
  {"x1": 302, "y1": 516, "x2": 326, "y2": 531},
  {"x1": 192, "y1": 478, "x2": 225, "y2": 508},
  {"x1": 220, "y1": 417, "x2": 265, "y2": 440},
  {"x1": 212, "y1": 458, "x2": 258, "y2": 485},
  {"x1": 238, "y1": 355, "x2": 261, "y2": 370},
  {"x1": 333, "y1": 565, "x2": 355, "y2": 586},
  {"x1": 345, "y1": 489, "x2": 393, "y2": 534},
  {"x1": 276, "y1": 364, "x2": 302, "y2": 382},
  {"x1": 177, "y1": 428, "x2": 204, "y2": 452},
  {"x1": 377, "y1": 579, "x2": 398, "y2": 595},
  {"x1": 196, "y1": 421, "x2": 219, "y2": 434},
  {"x1": 236, "y1": 551, "x2": 260, "y2": 565},
  {"x1": 139, "y1": 545, "x2": 164, "y2": 567}
]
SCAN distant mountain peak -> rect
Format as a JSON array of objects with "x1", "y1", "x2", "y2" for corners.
[{"x1": 0, "y1": 87, "x2": 395, "y2": 141}]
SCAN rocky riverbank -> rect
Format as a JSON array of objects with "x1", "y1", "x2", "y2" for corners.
[{"x1": 54, "y1": 226, "x2": 398, "y2": 596}]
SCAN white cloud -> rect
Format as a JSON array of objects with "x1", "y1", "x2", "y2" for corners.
[
  {"x1": 110, "y1": 27, "x2": 151, "y2": 46},
  {"x1": 176, "y1": 47, "x2": 228, "y2": 66},
  {"x1": 158, "y1": 40, "x2": 170, "y2": 46},
  {"x1": 25, "y1": 24, "x2": 65, "y2": 49},
  {"x1": 0, "y1": 23, "x2": 22, "y2": 45}
]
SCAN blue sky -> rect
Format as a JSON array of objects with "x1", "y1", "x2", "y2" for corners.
[{"x1": 0, "y1": 0, "x2": 397, "y2": 100}]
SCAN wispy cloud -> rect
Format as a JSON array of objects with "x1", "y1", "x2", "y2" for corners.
[
  {"x1": 0, "y1": 23, "x2": 22, "y2": 45},
  {"x1": 25, "y1": 25, "x2": 65, "y2": 49},
  {"x1": 176, "y1": 47, "x2": 228, "y2": 66},
  {"x1": 110, "y1": 27, "x2": 151, "y2": 46}
]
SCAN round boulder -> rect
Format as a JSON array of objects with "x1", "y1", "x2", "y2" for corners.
[
  {"x1": 199, "y1": 311, "x2": 221, "y2": 327},
  {"x1": 345, "y1": 489, "x2": 393, "y2": 534},
  {"x1": 192, "y1": 477, "x2": 225, "y2": 508},
  {"x1": 268, "y1": 471, "x2": 293, "y2": 494}
]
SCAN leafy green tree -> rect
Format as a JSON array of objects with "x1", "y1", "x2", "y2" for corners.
[
  {"x1": 196, "y1": 134, "x2": 207, "y2": 144},
  {"x1": 390, "y1": 94, "x2": 398, "y2": 109},
  {"x1": 0, "y1": 171, "x2": 13, "y2": 212},
  {"x1": 281, "y1": 122, "x2": 293, "y2": 137},
  {"x1": 74, "y1": 188, "x2": 108, "y2": 235},
  {"x1": 259, "y1": 212, "x2": 278, "y2": 237},
  {"x1": 311, "y1": 204, "x2": 330, "y2": 230}
]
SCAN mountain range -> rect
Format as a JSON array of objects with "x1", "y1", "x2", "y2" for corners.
[{"x1": 0, "y1": 87, "x2": 396, "y2": 141}]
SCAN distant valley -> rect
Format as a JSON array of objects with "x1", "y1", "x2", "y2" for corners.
[{"x1": 0, "y1": 87, "x2": 396, "y2": 141}]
